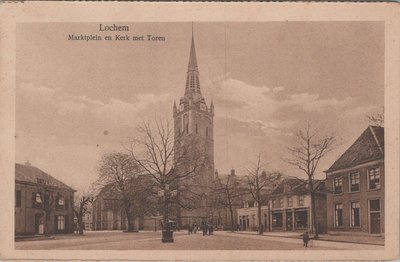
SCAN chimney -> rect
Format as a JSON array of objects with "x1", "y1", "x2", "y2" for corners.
[
  {"x1": 230, "y1": 169, "x2": 235, "y2": 176},
  {"x1": 25, "y1": 160, "x2": 31, "y2": 166}
]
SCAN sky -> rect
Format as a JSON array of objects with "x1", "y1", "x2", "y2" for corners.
[{"x1": 16, "y1": 22, "x2": 384, "y2": 193}]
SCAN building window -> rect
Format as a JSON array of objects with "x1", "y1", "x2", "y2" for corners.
[
  {"x1": 368, "y1": 167, "x2": 381, "y2": 190},
  {"x1": 334, "y1": 176, "x2": 343, "y2": 194},
  {"x1": 58, "y1": 196, "x2": 65, "y2": 206},
  {"x1": 349, "y1": 172, "x2": 360, "y2": 192},
  {"x1": 370, "y1": 199, "x2": 380, "y2": 212},
  {"x1": 15, "y1": 190, "x2": 21, "y2": 207},
  {"x1": 287, "y1": 197, "x2": 293, "y2": 207},
  {"x1": 57, "y1": 215, "x2": 65, "y2": 230},
  {"x1": 350, "y1": 202, "x2": 360, "y2": 227},
  {"x1": 35, "y1": 193, "x2": 42, "y2": 203},
  {"x1": 335, "y1": 203, "x2": 343, "y2": 227},
  {"x1": 272, "y1": 212, "x2": 283, "y2": 228},
  {"x1": 298, "y1": 195, "x2": 304, "y2": 206},
  {"x1": 272, "y1": 199, "x2": 277, "y2": 208},
  {"x1": 279, "y1": 198, "x2": 284, "y2": 208}
]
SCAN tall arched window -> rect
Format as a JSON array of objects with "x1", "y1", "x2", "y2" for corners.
[{"x1": 183, "y1": 114, "x2": 189, "y2": 134}]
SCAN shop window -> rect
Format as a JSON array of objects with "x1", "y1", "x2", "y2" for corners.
[
  {"x1": 294, "y1": 210, "x2": 308, "y2": 229},
  {"x1": 335, "y1": 203, "x2": 343, "y2": 227},
  {"x1": 298, "y1": 195, "x2": 304, "y2": 206},
  {"x1": 15, "y1": 190, "x2": 21, "y2": 207},
  {"x1": 368, "y1": 167, "x2": 380, "y2": 190},
  {"x1": 350, "y1": 202, "x2": 360, "y2": 227},
  {"x1": 287, "y1": 197, "x2": 293, "y2": 207},
  {"x1": 57, "y1": 215, "x2": 65, "y2": 230},
  {"x1": 349, "y1": 172, "x2": 360, "y2": 192},
  {"x1": 272, "y1": 212, "x2": 283, "y2": 228},
  {"x1": 334, "y1": 176, "x2": 343, "y2": 194}
]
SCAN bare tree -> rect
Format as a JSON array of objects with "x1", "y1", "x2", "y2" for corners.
[
  {"x1": 286, "y1": 125, "x2": 335, "y2": 238},
  {"x1": 72, "y1": 193, "x2": 93, "y2": 235},
  {"x1": 246, "y1": 155, "x2": 282, "y2": 234},
  {"x1": 124, "y1": 119, "x2": 206, "y2": 226},
  {"x1": 97, "y1": 152, "x2": 144, "y2": 232},
  {"x1": 212, "y1": 174, "x2": 245, "y2": 231},
  {"x1": 366, "y1": 107, "x2": 384, "y2": 127}
]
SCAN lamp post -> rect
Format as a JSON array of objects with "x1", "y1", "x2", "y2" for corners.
[{"x1": 158, "y1": 184, "x2": 177, "y2": 243}]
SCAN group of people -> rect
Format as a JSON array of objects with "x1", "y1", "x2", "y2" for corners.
[{"x1": 187, "y1": 223, "x2": 214, "y2": 236}]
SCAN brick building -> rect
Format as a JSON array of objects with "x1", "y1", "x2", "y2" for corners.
[
  {"x1": 325, "y1": 126, "x2": 384, "y2": 235},
  {"x1": 268, "y1": 178, "x2": 327, "y2": 234},
  {"x1": 15, "y1": 162, "x2": 75, "y2": 235},
  {"x1": 237, "y1": 178, "x2": 326, "y2": 233}
]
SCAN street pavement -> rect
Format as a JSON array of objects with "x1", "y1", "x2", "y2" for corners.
[{"x1": 15, "y1": 230, "x2": 382, "y2": 250}]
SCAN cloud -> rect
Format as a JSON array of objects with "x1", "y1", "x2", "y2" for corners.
[
  {"x1": 285, "y1": 93, "x2": 353, "y2": 112},
  {"x1": 17, "y1": 82, "x2": 170, "y2": 126}
]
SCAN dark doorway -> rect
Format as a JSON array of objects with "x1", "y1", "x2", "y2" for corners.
[
  {"x1": 370, "y1": 213, "x2": 380, "y2": 234},
  {"x1": 34, "y1": 213, "x2": 43, "y2": 234},
  {"x1": 369, "y1": 199, "x2": 381, "y2": 234}
]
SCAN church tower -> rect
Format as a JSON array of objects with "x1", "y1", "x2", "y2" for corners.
[{"x1": 173, "y1": 32, "x2": 215, "y2": 205}]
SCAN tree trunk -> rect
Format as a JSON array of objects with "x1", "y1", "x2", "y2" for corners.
[
  {"x1": 310, "y1": 191, "x2": 318, "y2": 238},
  {"x1": 229, "y1": 205, "x2": 234, "y2": 232},
  {"x1": 309, "y1": 178, "x2": 319, "y2": 238},
  {"x1": 124, "y1": 202, "x2": 136, "y2": 232},
  {"x1": 44, "y1": 211, "x2": 51, "y2": 236},
  {"x1": 77, "y1": 216, "x2": 84, "y2": 235},
  {"x1": 257, "y1": 201, "x2": 262, "y2": 234}
]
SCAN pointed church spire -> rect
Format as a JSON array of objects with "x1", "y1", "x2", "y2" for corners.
[
  {"x1": 188, "y1": 29, "x2": 198, "y2": 71},
  {"x1": 185, "y1": 23, "x2": 202, "y2": 98}
]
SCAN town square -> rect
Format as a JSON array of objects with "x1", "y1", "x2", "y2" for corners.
[{"x1": 14, "y1": 21, "x2": 385, "y2": 251}]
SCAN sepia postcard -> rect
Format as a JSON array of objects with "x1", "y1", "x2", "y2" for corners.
[{"x1": 0, "y1": 2, "x2": 399, "y2": 261}]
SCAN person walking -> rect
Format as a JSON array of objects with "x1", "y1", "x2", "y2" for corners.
[
  {"x1": 302, "y1": 231, "x2": 310, "y2": 247},
  {"x1": 208, "y1": 224, "x2": 213, "y2": 235}
]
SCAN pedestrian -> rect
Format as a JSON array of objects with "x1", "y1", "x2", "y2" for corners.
[
  {"x1": 302, "y1": 231, "x2": 310, "y2": 247},
  {"x1": 208, "y1": 224, "x2": 213, "y2": 235},
  {"x1": 193, "y1": 224, "x2": 197, "y2": 234},
  {"x1": 202, "y1": 223, "x2": 206, "y2": 236},
  {"x1": 188, "y1": 225, "x2": 192, "y2": 235}
]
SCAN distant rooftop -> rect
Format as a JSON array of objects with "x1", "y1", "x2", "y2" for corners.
[{"x1": 15, "y1": 163, "x2": 75, "y2": 191}]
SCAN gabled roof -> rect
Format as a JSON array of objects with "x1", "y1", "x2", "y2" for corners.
[
  {"x1": 326, "y1": 126, "x2": 384, "y2": 173},
  {"x1": 271, "y1": 178, "x2": 325, "y2": 196},
  {"x1": 15, "y1": 163, "x2": 75, "y2": 191}
]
